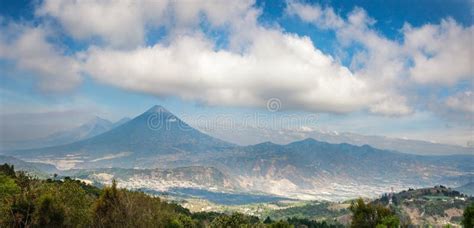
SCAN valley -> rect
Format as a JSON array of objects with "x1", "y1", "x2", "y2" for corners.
[{"x1": 1, "y1": 105, "x2": 472, "y2": 227}]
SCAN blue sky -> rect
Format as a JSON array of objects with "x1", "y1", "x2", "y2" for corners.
[{"x1": 0, "y1": 0, "x2": 472, "y2": 146}]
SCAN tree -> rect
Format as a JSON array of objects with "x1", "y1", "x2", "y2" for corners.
[
  {"x1": 58, "y1": 179, "x2": 94, "y2": 227},
  {"x1": 0, "y1": 163, "x2": 15, "y2": 177},
  {"x1": 376, "y1": 215, "x2": 400, "y2": 228},
  {"x1": 0, "y1": 174, "x2": 20, "y2": 226},
  {"x1": 92, "y1": 179, "x2": 127, "y2": 227},
  {"x1": 269, "y1": 220, "x2": 292, "y2": 228},
  {"x1": 33, "y1": 194, "x2": 65, "y2": 226},
  {"x1": 0, "y1": 174, "x2": 19, "y2": 199},
  {"x1": 462, "y1": 203, "x2": 474, "y2": 228},
  {"x1": 210, "y1": 213, "x2": 258, "y2": 228},
  {"x1": 350, "y1": 198, "x2": 399, "y2": 228},
  {"x1": 7, "y1": 171, "x2": 37, "y2": 228},
  {"x1": 264, "y1": 216, "x2": 273, "y2": 224}
]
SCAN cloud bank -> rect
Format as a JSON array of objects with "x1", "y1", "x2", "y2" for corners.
[{"x1": 0, "y1": 0, "x2": 472, "y2": 118}]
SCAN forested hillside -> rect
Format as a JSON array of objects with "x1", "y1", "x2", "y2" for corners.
[
  {"x1": 0, "y1": 164, "x2": 341, "y2": 227},
  {"x1": 1, "y1": 163, "x2": 473, "y2": 227}
]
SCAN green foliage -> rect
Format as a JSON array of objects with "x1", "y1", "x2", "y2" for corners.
[
  {"x1": 33, "y1": 194, "x2": 65, "y2": 226},
  {"x1": 0, "y1": 163, "x2": 15, "y2": 177},
  {"x1": 93, "y1": 179, "x2": 199, "y2": 227},
  {"x1": 93, "y1": 179, "x2": 127, "y2": 227},
  {"x1": 463, "y1": 203, "x2": 474, "y2": 228},
  {"x1": 268, "y1": 220, "x2": 292, "y2": 228},
  {"x1": 350, "y1": 198, "x2": 400, "y2": 228},
  {"x1": 376, "y1": 186, "x2": 474, "y2": 226},
  {"x1": 59, "y1": 180, "x2": 94, "y2": 226},
  {"x1": 286, "y1": 217, "x2": 343, "y2": 228},
  {"x1": 377, "y1": 215, "x2": 400, "y2": 228},
  {"x1": 266, "y1": 201, "x2": 348, "y2": 221},
  {"x1": 210, "y1": 213, "x2": 260, "y2": 228},
  {"x1": 0, "y1": 163, "x2": 384, "y2": 228},
  {"x1": 0, "y1": 174, "x2": 21, "y2": 226},
  {"x1": 264, "y1": 216, "x2": 273, "y2": 224},
  {"x1": 0, "y1": 174, "x2": 19, "y2": 199}
]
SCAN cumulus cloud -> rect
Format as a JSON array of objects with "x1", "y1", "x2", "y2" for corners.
[
  {"x1": 286, "y1": 1, "x2": 344, "y2": 29},
  {"x1": 287, "y1": 1, "x2": 473, "y2": 117},
  {"x1": 287, "y1": 2, "x2": 413, "y2": 115},
  {"x1": 287, "y1": 1, "x2": 473, "y2": 86},
  {"x1": 445, "y1": 91, "x2": 474, "y2": 114},
  {"x1": 369, "y1": 95, "x2": 413, "y2": 116},
  {"x1": 37, "y1": 0, "x2": 167, "y2": 48},
  {"x1": 0, "y1": 0, "x2": 471, "y2": 118},
  {"x1": 287, "y1": 3, "x2": 407, "y2": 85},
  {"x1": 0, "y1": 25, "x2": 81, "y2": 92},
  {"x1": 403, "y1": 19, "x2": 473, "y2": 85},
  {"x1": 37, "y1": 0, "x2": 255, "y2": 48},
  {"x1": 5, "y1": 0, "x2": 413, "y2": 115},
  {"x1": 83, "y1": 32, "x2": 374, "y2": 113}
]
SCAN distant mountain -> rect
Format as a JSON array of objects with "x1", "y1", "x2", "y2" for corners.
[
  {"x1": 0, "y1": 116, "x2": 131, "y2": 150},
  {"x1": 9, "y1": 105, "x2": 233, "y2": 169},
  {"x1": 456, "y1": 182, "x2": 474, "y2": 196},
  {"x1": 285, "y1": 130, "x2": 473, "y2": 155},
  {"x1": 0, "y1": 155, "x2": 58, "y2": 176},
  {"x1": 198, "y1": 138, "x2": 474, "y2": 200},
  {"x1": 45, "y1": 116, "x2": 114, "y2": 144},
  {"x1": 111, "y1": 117, "x2": 131, "y2": 129}
]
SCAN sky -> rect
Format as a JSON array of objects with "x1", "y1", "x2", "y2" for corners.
[{"x1": 0, "y1": 0, "x2": 472, "y2": 146}]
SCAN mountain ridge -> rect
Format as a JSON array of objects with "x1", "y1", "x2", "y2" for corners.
[
  {"x1": 7, "y1": 105, "x2": 233, "y2": 169},
  {"x1": 292, "y1": 130, "x2": 473, "y2": 155},
  {"x1": 2, "y1": 105, "x2": 473, "y2": 200},
  {"x1": 0, "y1": 116, "x2": 131, "y2": 150}
]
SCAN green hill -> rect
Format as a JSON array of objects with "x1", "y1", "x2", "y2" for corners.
[{"x1": 375, "y1": 185, "x2": 473, "y2": 226}]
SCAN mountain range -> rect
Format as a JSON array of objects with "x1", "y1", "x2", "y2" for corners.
[
  {"x1": 7, "y1": 105, "x2": 231, "y2": 169},
  {"x1": 292, "y1": 130, "x2": 473, "y2": 155},
  {"x1": 0, "y1": 155, "x2": 58, "y2": 176},
  {"x1": 0, "y1": 116, "x2": 131, "y2": 150},
  {"x1": 2, "y1": 105, "x2": 473, "y2": 200}
]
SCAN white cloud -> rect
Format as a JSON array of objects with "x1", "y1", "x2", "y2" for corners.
[
  {"x1": 403, "y1": 19, "x2": 473, "y2": 85},
  {"x1": 0, "y1": 25, "x2": 81, "y2": 92},
  {"x1": 83, "y1": 32, "x2": 376, "y2": 113},
  {"x1": 287, "y1": 3, "x2": 413, "y2": 115},
  {"x1": 288, "y1": 1, "x2": 473, "y2": 87},
  {"x1": 369, "y1": 95, "x2": 413, "y2": 116},
  {"x1": 31, "y1": 0, "x2": 414, "y2": 115},
  {"x1": 37, "y1": 0, "x2": 167, "y2": 48},
  {"x1": 287, "y1": 1, "x2": 473, "y2": 117},
  {"x1": 286, "y1": 1, "x2": 344, "y2": 29},
  {"x1": 1, "y1": 0, "x2": 470, "y2": 118},
  {"x1": 286, "y1": 3, "x2": 400, "y2": 92},
  {"x1": 37, "y1": 0, "x2": 255, "y2": 48},
  {"x1": 445, "y1": 91, "x2": 474, "y2": 114}
]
